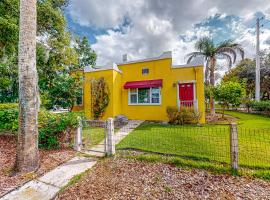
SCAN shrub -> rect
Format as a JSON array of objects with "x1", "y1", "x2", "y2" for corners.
[
  {"x1": 91, "y1": 77, "x2": 109, "y2": 119},
  {"x1": 167, "y1": 106, "x2": 201, "y2": 125},
  {"x1": 0, "y1": 108, "x2": 18, "y2": 132},
  {"x1": 38, "y1": 110, "x2": 81, "y2": 149},
  {"x1": 0, "y1": 103, "x2": 18, "y2": 109},
  {"x1": 0, "y1": 104, "x2": 82, "y2": 149},
  {"x1": 249, "y1": 101, "x2": 270, "y2": 115}
]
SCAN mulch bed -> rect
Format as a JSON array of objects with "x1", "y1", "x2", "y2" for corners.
[
  {"x1": 56, "y1": 157, "x2": 270, "y2": 200},
  {"x1": 0, "y1": 134, "x2": 75, "y2": 197}
]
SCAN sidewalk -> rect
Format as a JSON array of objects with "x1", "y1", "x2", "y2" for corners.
[
  {"x1": 1, "y1": 120, "x2": 143, "y2": 200},
  {"x1": 82, "y1": 120, "x2": 143, "y2": 157}
]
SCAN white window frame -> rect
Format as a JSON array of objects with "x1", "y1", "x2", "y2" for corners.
[{"x1": 128, "y1": 87, "x2": 162, "y2": 105}]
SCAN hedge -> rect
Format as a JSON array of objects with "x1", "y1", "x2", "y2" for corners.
[
  {"x1": 246, "y1": 100, "x2": 270, "y2": 115},
  {"x1": 0, "y1": 105, "x2": 82, "y2": 149},
  {"x1": 0, "y1": 103, "x2": 18, "y2": 109}
]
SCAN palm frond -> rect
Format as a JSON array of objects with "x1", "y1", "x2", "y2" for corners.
[
  {"x1": 217, "y1": 47, "x2": 237, "y2": 63},
  {"x1": 185, "y1": 52, "x2": 204, "y2": 63},
  {"x1": 218, "y1": 52, "x2": 233, "y2": 68}
]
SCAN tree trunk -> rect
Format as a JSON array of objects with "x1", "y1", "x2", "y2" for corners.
[
  {"x1": 209, "y1": 57, "x2": 216, "y2": 115},
  {"x1": 205, "y1": 66, "x2": 209, "y2": 85},
  {"x1": 15, "y1": 0, "x2": 40, "y2": 173}
]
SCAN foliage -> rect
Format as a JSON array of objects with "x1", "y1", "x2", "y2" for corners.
[
  {"x1": 186, "y1": 37, "x2": 244, "y2": 114},
  {"x1": 91, "y1": 77, "x2": 110, "y2": 119},
  {"x1": 214, "y1": 81, "x2": 245, "y2": 117},
  {"x1": 42, "y1": 74, "x2": 83, "y2": 110},
  {"x1": 74, "y1": 36, "x2": 97, "y2": 70},
  {"x1": 0, "y1": 103, "x2": 18, "y2": 109},
  {"x1": 166, "y1": 106, "x2": 201, "y2": 125},
  {"x1": 0, "y1": 106, "x2": 81, "y2": 149},
  {"x1": 223, "y1": 56, "x2": 270, "y2": 100},
  {"x1": 248, "y1": 101, "x2": 270, "y2": 115},
  {"x1": 0, "y1": 108, "x2": 18, "y2": 132},
  {"x1": 0, "y1": 0, "x2": 97, "y2": 108},
  {"x1": 187, "y1": 37, "x2": 244, "y2": 84},
  {"x1": 38, "y1": 110, "x2": 81, "y2": 149}
]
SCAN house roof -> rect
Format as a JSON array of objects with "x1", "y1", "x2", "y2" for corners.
[{"x1": 117, "y1": 51, "x2": 172, "y2": 66}]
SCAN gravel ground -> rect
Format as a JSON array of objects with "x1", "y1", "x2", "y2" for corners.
[
  {"x1": 56, "y1": 157, "x2": 270, "y2": 200},
  {"x1": 0, "y1": 135, "x2": 75, "y2": 197}
]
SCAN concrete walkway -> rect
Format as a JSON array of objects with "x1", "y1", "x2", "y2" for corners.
[
  {"x1": 1, "y1": 120, "x2": 143, "y2": 200},
  {"x1": 82, "y1": 120, "x2": 143, "y2": 157},
  {"x1": 1, "y1": 157, "x2": 96, "y2": 200}
]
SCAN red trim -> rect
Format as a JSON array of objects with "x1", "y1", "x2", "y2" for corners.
[{"x1": 124, "y1": 79, "x2": 163, "y2": 89}]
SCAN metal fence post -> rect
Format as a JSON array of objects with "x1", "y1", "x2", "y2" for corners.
[
  {"x1": 106, "y1": 118, "x2": 115, "y2": 156},
  {"x1": 230, "y1": 123, "x2": 239, "y2": 172},
  {"x1": 74, "y1": 116, "x2": 83, "y2": 151}
]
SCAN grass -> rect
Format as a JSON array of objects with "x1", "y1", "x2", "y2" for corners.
[
  {"x1": 82, "y1": 126, "x2": 105, "y2": 149},
  {"x1": 223, "y1": 110, "x2": 270, "y2": 129},
  {"x1": 117, "y1": 111, "x2": 270, "y2": 177}
]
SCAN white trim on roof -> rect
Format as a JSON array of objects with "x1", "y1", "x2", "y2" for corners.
[
  {"x1": 117, "y1": 51, "x2": 172, "y2": 65},
  {"x1": 172, "y1": 57, "x2": 204, "y2": 69},
  {"x1": 84, "y1": 63, "x2": 122, "y2": 73}
]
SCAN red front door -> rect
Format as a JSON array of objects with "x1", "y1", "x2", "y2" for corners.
[{"x1": 179, "y1": 83, "x2": 194, "y2": 107}]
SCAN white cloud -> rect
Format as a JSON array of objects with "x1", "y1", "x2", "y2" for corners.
[{"x1": 68, "y1": 0, "x2": 270, "y2": 65}]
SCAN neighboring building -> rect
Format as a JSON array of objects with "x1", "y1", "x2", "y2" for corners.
[{"x1": 73, "y1": 51, "x2": 205, "y2": 123}]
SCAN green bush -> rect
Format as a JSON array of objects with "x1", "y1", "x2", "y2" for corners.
[
  {"x1": 0, "y1": 104, "x2": 81, "y2": 149},
  {"x1": 0, "y1": 103, "x2": 18, "y2": 109},
  {"x1": 249, "y1": 101, "x2": 270, "y2": 115},
  {"x1": 0, "y1": 108, "x2": 18, "y2": 132},
  {"x1": 167, "y1": 106, "x2": 201, "y2": 125},
  {"x1": 38, "y1": 110, "x2": 81, "y2": 149}
]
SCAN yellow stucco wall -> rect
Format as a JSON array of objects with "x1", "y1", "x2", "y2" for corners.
[
  {"x1": 79, "y1": 57, "x2": 205, "y2": 123},
  {"x1": 118, "y1": 58, "x2": 205, "y2": 123}
]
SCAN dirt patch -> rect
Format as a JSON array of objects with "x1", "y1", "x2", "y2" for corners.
[
  {"x1": 0, "y1": 135, "x2": 75, "y2": 197},
  {"x1": 206, "y1": 113, "x2": 237, "y2": 124},
  {"x1": 56, "y1": 157, "x2": 270, "y2": 200}
]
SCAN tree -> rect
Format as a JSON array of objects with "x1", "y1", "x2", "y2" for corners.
[
  {"x1": 186, "y1": 37, "x2": 244, "y2": 114},
  {"x1": 223, "y1": 55, "x2": 270, "y2": 100},
  {"x1": 214, "y1": 81, "x2": 245, "y2": 118},
  {"x1": 0, "y1": 0, "x2": 71, "y2": 103},
  {"x1": 15, "y1": 0, "x2": 39, "y2": 173},
  {"x1": 74, "y1": 36, "x2": 97, "y2": 70},
  {"x1": 42, "y1": 74, "x2": 82, "y2": 111},
  {"x1": 91, "y1": 77, "x2": 109, "y2": 119}
]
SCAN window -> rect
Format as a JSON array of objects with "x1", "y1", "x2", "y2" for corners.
[
  {"x1": 129, "y1": 88, "x2": 137, "y2": 104},
  {"x1": 129, "y1": 87, "x2": 161, "y2": 105},
  {"x1": 142, "y1": 68, "x2": 149, "y2": 75}
]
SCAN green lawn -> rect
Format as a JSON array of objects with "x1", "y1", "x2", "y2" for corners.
[
  {"x1": 82, "y1": 127, "x2": 105, "y2": 149},
  {"x1": 223, "y1": 110, "x2": 270, "y2": 129},
  {"x1": 117, "y1": 112, "x2": 270, "y2": 170}
]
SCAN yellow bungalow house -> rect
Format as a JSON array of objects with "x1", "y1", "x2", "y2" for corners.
[{"x1": 74, "y1": 51, "x2": 205, "y2": 123}]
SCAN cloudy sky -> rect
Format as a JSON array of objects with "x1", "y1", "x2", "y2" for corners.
[{"x1": 66, "y1": 0, "x2": 270, "y2": 66}]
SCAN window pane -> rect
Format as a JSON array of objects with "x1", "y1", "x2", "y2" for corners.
[
  {"x1": 138, "y1": 88, "x2": 150, "y2": 103},
  {"x1": 151, "y1": 88, "x2": 160, "y2": 103},
  {"x1": 130, "y1": 94, "x2": 137, "y2": 103},
  {"x1": 151, "y1": 87, "x2": 159, "y2": 94},
  {"x1": 152, "y1": 98, "x2": 159, "y2": 103}
]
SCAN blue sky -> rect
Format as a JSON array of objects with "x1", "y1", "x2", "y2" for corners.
[{"x1": 66, "y1": 0, "x2": 270, "y2": 66}]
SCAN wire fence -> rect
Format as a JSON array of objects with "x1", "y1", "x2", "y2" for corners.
[
  {"x1": 75, "y1": 118, "x2": 270, "y2": 172},
  {"x1": 115, "y1": 122, "x2": 270, "y2": 170}
]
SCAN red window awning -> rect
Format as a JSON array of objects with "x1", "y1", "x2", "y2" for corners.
[{"x1": 124, "y1": 79, "x2": 163, "y2": 89}]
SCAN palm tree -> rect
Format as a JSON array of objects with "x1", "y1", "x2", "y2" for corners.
[
  {"x1": 15, "y1": 0, "x2": 40, "y2": 173},
  {"x1": 186, "y1": 37, "x2": 244, "y2": 114}
]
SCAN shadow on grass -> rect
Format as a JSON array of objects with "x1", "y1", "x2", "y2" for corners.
[{"x1": 118, "y1": 150, "x2": 270, "y2": 181}]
